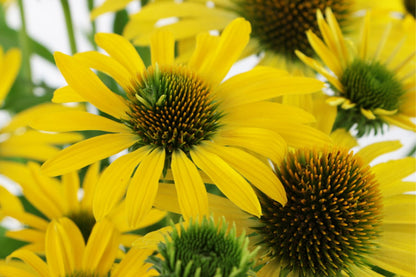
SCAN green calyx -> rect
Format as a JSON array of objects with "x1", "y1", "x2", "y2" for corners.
[
  {"x1": 258, "y1": 148, "x2": 382, "y2": 276},
  {"x1": 125, "y1": 64, "x2": 222, "y2": 154},
  {"x1": 67, "y1": 210, "x2": 96, "y2": 243},
  {"x1": 147, "y1": 216, "x2": 258, "y2": 277},
  {"x1": 335, "y1": 59, "x2": 405, "y2": 136}
]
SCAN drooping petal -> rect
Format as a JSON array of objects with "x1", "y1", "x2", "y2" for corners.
[
  {"x1": 125, "y1": 148, "x2": 165, "y2": 227},
  {"x1": 190, "y1": 144, "x2": 261, "y2": 217},
  {"x1": 7, "y1": 249, "x2": 49, "y2": 277},
  {"x1": 356, "y1": 140, "x2": 402, "y2": 165},
  {"x1": 41, "y1": 133, "x2": 138, "y2": 176},
  {"x1": 171, "y1": 149, "x2": 209, "y2": 219},
  {"x1": 93, "y1": 146, "x2": 152, "y2": 221}
]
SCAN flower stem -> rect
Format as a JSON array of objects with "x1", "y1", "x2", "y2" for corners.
[
  {"x1": 17, "y1": 0, "x2": 32, "y2": 88},
  {"x1": 60, "y1": 0, "x2": 77, "y2": 54}
]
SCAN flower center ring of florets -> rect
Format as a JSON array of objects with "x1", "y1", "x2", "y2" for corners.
[
  {"x1": 125, "y1": 65, "x2": 223, "y2": 154},
  {"x1": 232, "y1": 0, "x2": 351, "y2": 60},
  {"x1": 259, "y1": 148, "x2": 382, "y2": 276}
]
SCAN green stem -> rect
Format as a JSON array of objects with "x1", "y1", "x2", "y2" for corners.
[
  {"x1": 17, "y1": 0, "x2": 32, "y2": 90},
  {"x1": 87, "y1": 0, "x2": 98, "y2": 50},
  {"x1": 60, "y1": 0, "x2": 77, "y2": 54}
]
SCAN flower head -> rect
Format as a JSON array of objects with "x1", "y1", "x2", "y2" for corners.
[
  {"x1": 296, "y1": 8, "x2": 416, "y2": 136},
  {"x1": 33, "y1": 18, "x2": 329, "y2": 226},
  {"x1": 1, "y1": 218, "x2": 157, "y2": 276},
  {"x1": 0, "y1": 162, "x2": 166, "y2": 252}
]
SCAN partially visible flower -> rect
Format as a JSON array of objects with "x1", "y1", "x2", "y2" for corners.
[
  {"x1": 152, "y1": 140, "x2": 416, "y2": 276},
  {"x1": 1, "y1": 218, "x2": 157, "y2": 276},
  {"x1": 92, "y1": 0, "x2": 377, "y2": 73},
  {"x1": 0, "y1": 47, "x2": 83, "y2": 181},
  {"x1": 296, "y1": 8, "x2": 416, "y2": 137},
  {"x1": 32, "y1": 18, "x2": 329, "y2": 226},
  {"x1": 0, "y1": 162, "x2": 166, "y2": 253},
  {"x1": 147, "y1": 216, "x2": 258, "y2": 276},
  {"x1": 354, "y1": 0, "x2": 415, "y2": 18}
]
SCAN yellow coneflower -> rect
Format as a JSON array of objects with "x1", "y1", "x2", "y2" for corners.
[
  {"x1": 151, "y1": 140, "x2": 416, "y2": 276},
  {"x1": 32, "y1": 18, "x2": 329, "y2": 226},
  {"x1": 1, "y1": 218, "x2": 157, "y2": 276},
  {"x1": 0, "y1": 162, "x2": 166, "y2": 253}
]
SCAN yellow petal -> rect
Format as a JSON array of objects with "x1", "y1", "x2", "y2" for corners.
[
  {"x1": 90, "y1": 0, "x2": 132, "y2": 19},
  {"x1": 31, "y1": 110, "x2": 130, "y2": 133},
  {"x1": 74, "y1": 51, "x2": 132, "y2": 92},
  {"x1": 188, "y1": 33, "x2": 220, "y2": 72},
  {"x1": 52, "y1": 86, "x2": 86, "y2": 103},
  {"x1": 171, "y1": 149, "x2": 209, "y2": 220},
  {"x1": 95, "y1": 33, "x2": 145, "y2": 77},
  {"x1": 274, "y1": 123, "x2": 331, "y2": 149},
  {"x1": 207, "y1": 144, "x2": 287, "y2": 205},
  {"x1": 0, "y1": 48, "x2": 21, "y2": 104},
  {"x1": 112, "y1": 248, "x2": 155, "y2": 277},
  {"x1": 197, "y1": 17, "x2": 251, "y2": 87},
  {"x1": 7, "y1": 249, "x2": 48, "y2": 277},
  {"x1": 46, "y1": 218, "x2": 85, "y2": 276},
  {"x1": 150, "y1": 30, "x2": 175, "y2": 66},
  {"x1": 372, "y1": 157, "x2": 416, "y2": 187},
  {"x1": 215, "y1": 127, "x2": 287, "y2": 165},
  {"x1": 41, "y1": 133, "x2": 138, "y2": 176},
  {"x1": 356, "y1": 140, "x2": 402, "y2": 164},
  {"x1": 93, "y1": 146, "x2": 152, "y2": 220},
  {"x1": 125, "y1": 148, "x2": 165, "y2": 227},
  {"x1": 190, "y1": 143, "x2": 261, "y2": 217},
  {"x1": 54, "y1": 52, "x2": 129, "y2": 119},
  {"x1": 81, "y1": 162, "x2": 100, "y2": 211},
  {"x1": 217, "y1": 66, "x2": 324, "y2": 108},
  {"x1": 62, "y1": 171, "x2": 80, "y2": 214},
  {"x1": 380, "y1": 113, "x2": 416, "y2": 131},
  {"x1": 82, "y1": 219, "x2": 119, "y2": 275}
]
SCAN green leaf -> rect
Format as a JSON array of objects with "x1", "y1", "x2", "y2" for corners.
[
  {"x1": 0, "y1": 226, "x2": 27, "y2": 258},
  {"x1": 113, "y1": 9, "x2": 129, "y2": 35}
]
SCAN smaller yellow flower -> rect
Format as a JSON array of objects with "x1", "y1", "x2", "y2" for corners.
[
  {"x1": 1, "y1": 218, "x2": 157, "y2": 276},
  {"x1": 0, "y1": 162, "x2": 166, "y2": 253},
  {"x1": 296, "y1": 8, "x2": 416, "y2": 137}
]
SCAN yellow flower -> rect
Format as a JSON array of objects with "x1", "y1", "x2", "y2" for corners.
[
  {"x1": 32, "y1": 18, "x2": 329, "y2": 226},
  {"x1": 0, "y1": 47, "x2": 82, "y2": 181},
  {"x1": 353, "y1": 0, "x2": 415, "y2": 18},
  {"x1": 0, "y1": 162, "x2": 166, "y2": 252},
  {"x1": 296, "y1": 8, "x2": 416, "y2": 137},
  {"x1": 153, "y1": 141, "x2": 416, "y2": 276},
  {"x1": 1, "y1": 218, "x2": 157, "y2": 276},
  {"x1": 91, "y1": 0, "x2": 372, "y2": 73}
]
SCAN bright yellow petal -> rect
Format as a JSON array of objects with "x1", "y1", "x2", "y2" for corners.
[
  {"x1": 0, "y1": 186, "x2": 24, "y2": 215},
  {"x1": 31, "y1": 110, "x2": 130, "y2": 133},
  {"x1": 380, "y1": 113, "x2": 416, "y2": 131},
  {"x1": 188, "y1": 33, "x2": 220, "y2": 72},
  {"x1": 45, "y1": 218, "x2": 85, "y2": 276},
  {"x1": 94, "y1": 33, "x2": 145, "y2": 77},
  {"x1": 62, "y1": 171, "x2": 80, "y2": 213},
  {"x1": 112, "y1": 248, "x2": 154, "y2": 277},
  {"x1": 82, "y1": 219, "x2": 119, "y2": 275},
  {"x1": 7, "y1": 250, "x2": 48, "y2": 277},
  {"x1": 150, "y1": 30, "x2": 174, "y2": 66},
  {"x1": 190, "y1": 143, "x2": 261, "y2": 217},
  {"x1": 125, "y1": 148, "x2": 165, "y2": 227},
  {"x1": 54, "y1": 52, "x2": 129, "y2": 119},
  {"x1": 372, "y1": 157, "x2": 416, "y2": 188},
  {"x1": 0, "y1": 48, "x2": 21, "y2": 104},
  {"x1": 216, "y1": 126, "x2": 287, "y2": 165},
  {"x1": 41, "y1": 133, "x2": 138, "y2": 176},
  {"x1": 93, "y1": 146, "x2": 152, "y2": 220},
  {"x1": 356, "y1": 140, "x2": 402, "y2": 164},
  {"x1": 171, "y1": 149, "x2": 209, "y2": 220},
  {"x1": 380, "y1": 180, "x2": 415, "y2": 198},
  {"x1": 74, "y1": 51, "x2": 132, "y2": 92},
  {"x1": 6, "y1": 229, "x2": 45, "y2": 243},
  {"x1": 330, "y1": 129, "x2": 358, "y2": 149},
  {"x1": 217, "y1": 66, "x2": 324, "y2": 108},
  {"x1": 90, "y1": 0, "x2": 133, "y2": 19},
  {"x1": 207, "y1": 144, "x2": 287, "y2": 205},
  {"x1": 81, "y1": 162, "x2": 100, "y2": 211},
  {"x1": 52, "y1": 86, "x2": 86, "y2": 103},
  {"x1": 197, "y1": 17, "x2": 251, "y2": 87},
  {"x1": 273, "y1": 123, "x2": 331, "y2": 149}
]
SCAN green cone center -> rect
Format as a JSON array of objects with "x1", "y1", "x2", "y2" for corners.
[
  {"x1": 259, "y1": 148, "x2": 382, "y2": 276},
  {"x1": 341, "y1": 59, "x2": 405, "y2": 111},
  {"x1": 232, "y1": 0, "x2": 351, "y2": 60},
  {"x1": 148, "y1": 217, "x2": 255, "y2": 276},
  {"x1": 126, "y1": 65, "x2": 222, "y2": 154}
]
